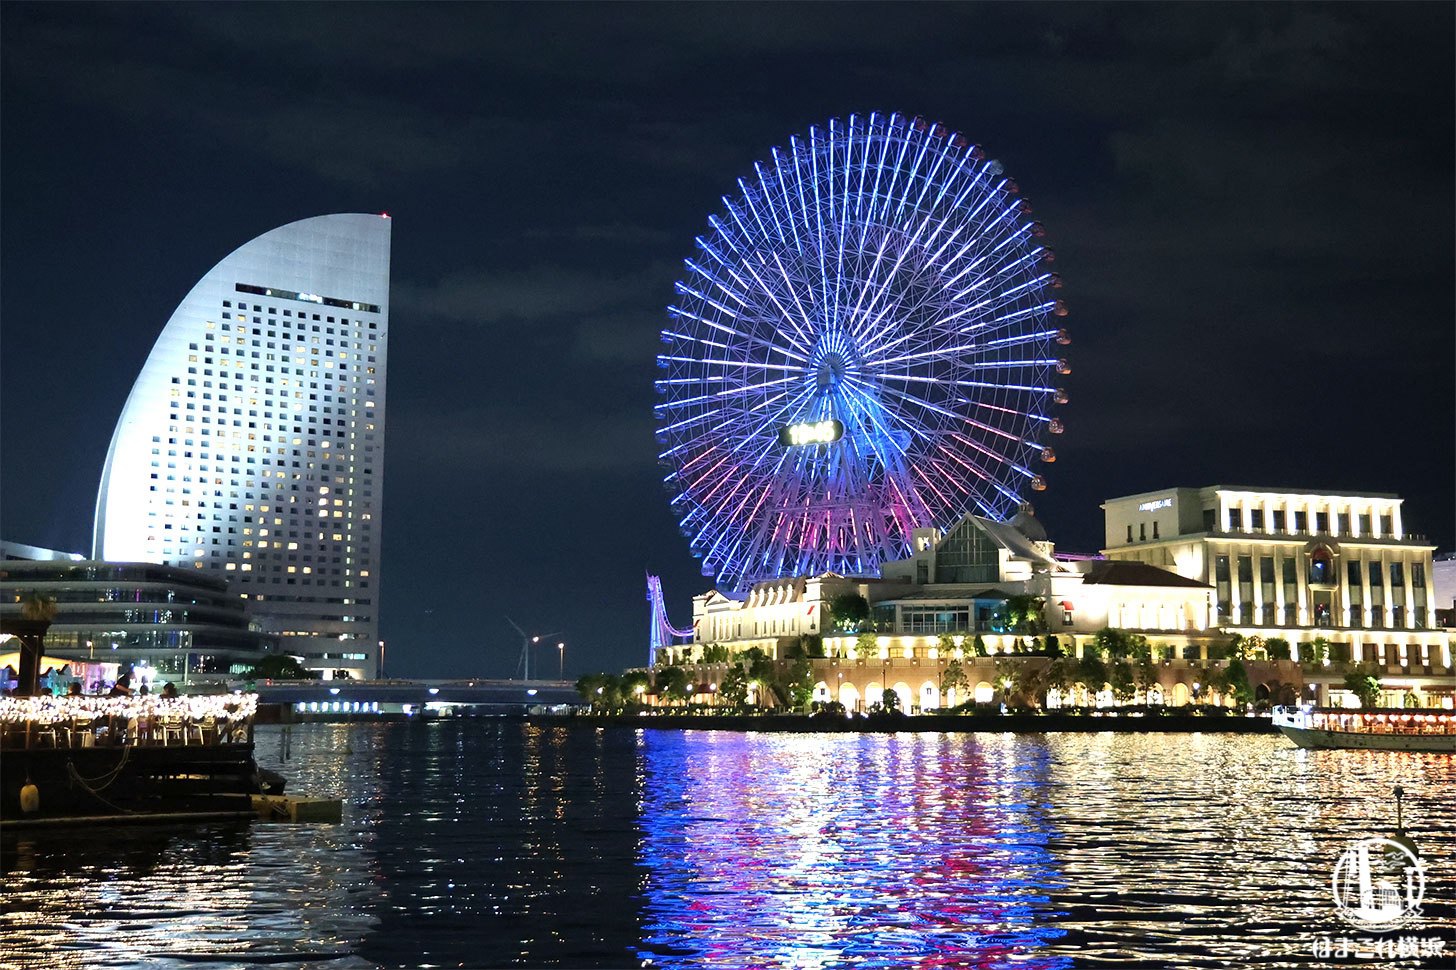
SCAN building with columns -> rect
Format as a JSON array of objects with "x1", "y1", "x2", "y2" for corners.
[
  {"x1": 1100, "y1": 486, "x2": 1449, "y2": 681},
  {"x1": 648, "y1": 488, "x2": 1453, "y2": 712}
]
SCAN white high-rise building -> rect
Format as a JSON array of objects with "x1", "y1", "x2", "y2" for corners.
[{"x1": 94, "y1": 214, "x2": 391, "y2": 679}]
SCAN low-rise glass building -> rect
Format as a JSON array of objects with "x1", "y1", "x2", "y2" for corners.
[{"x1": 0, "y1": 554, "x2": 278, "y2": 691}]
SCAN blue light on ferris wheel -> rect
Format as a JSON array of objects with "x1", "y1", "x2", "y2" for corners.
[{"x1": 654, "y1": 112, "x2": 1068, "y2": 594}]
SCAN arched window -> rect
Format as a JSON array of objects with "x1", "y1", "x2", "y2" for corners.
[{"x1": 1309, "y1": 546, "x2": 1334, "y2": 585}]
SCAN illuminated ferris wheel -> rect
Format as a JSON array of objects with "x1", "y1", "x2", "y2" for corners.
[{"x1": 655, "y1": 112, "x2": 1070, "y2": 594}]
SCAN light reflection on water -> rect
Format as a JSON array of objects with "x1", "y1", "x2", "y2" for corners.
[
  {"x1": 1, "y1": 724, "x2": 1451, "y2": 969},
  {"x1": 635, "y1": 732, "x2": 1455, "y2": 968}
]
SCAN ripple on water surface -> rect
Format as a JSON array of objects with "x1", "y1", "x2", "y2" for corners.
[{"x1": 2, "y1": 723, "x2": 1451, "y2": 968}]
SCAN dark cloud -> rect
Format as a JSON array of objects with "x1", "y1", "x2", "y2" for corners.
[
  {"x1": 395, "y1": 267, "x2": 654, "y2": 325},
  {"x1": 399, "y1": 405, "x2": 654, "y2": 475}
]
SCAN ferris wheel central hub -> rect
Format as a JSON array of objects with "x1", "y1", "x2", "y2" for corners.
[
  {"x1": 810, "y1": 330, "x2": 860, "y2": 393},
  {"x1": 815, "y1": 352, "x2": 850, "y2": 390}
]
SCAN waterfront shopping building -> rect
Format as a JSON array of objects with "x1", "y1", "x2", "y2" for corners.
[
  {"x1": 0, "y1": 542, "x2": 279, "y2": 691},
  {"x1": 650, "y1": 487, "x2": 1453, "y2": 712},
  {"x1": 91, "y1": 214, "x2": 390, "y2": 679}
]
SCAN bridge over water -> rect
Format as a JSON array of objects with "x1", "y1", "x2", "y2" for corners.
[{"x1": 254, "y1": 679, "x2": 580, "y2": 717}]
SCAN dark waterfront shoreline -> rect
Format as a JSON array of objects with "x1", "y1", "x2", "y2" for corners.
[{"x1": 529, "y1": 711, "x2": 1279, "y2": 733}]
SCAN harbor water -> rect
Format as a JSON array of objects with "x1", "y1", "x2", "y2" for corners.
[{"x1": 2, "y1": 721, "x2": 1452, "y2": 968}]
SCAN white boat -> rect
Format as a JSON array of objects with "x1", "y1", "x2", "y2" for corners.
[{"x1": 1273, "y1": 706, "x2": 1456, "y2": 752}]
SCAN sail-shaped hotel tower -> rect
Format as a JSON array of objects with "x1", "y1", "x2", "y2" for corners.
[{"x1": 94, "y1": 214, "x2": 391, "y2": 679}]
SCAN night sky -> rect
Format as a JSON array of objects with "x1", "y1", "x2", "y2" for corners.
[{"x1": 2, "y1": 4, "x2": 1452, "y2": 679}]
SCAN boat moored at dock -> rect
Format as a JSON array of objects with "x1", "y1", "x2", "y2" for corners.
[{"x1": 1, "y1": 693, "x2": 266, "y2": 825}]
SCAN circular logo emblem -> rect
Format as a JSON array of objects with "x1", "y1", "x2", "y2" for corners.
[{"x1": 1331, "y1": 837, "x2": 1425, "y2": 929}]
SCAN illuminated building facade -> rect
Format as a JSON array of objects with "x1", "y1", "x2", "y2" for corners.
[
  {"x1": 651, "y1": 491, "x2": 1454, "y2": 711},
  {"x1": 93, "y1": 214, "x2": 390, "y2": 680},
  {"x1": 656, "y1": 511, "x2": 1237, "y2": 712},
  {"x1": 1101, "y1": 487, "x2": 1450, "y2": 682},
  {"x1": 0, "y1": 555, "x2": 278, "y2": 691}
]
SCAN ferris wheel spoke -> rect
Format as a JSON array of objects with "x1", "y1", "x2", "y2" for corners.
[
  {"x1": 889, "y1": 122, "x2": 936, "y2": 227},
  {"x1": 738, "y1": 175, "x2": 784, "y2": 255},
  {"x1": 873, "y1": 115, "x2": 915, "y2": 227},
  {"x1": 946, "y1": 430, "x2": 1034, "y2": 481},
  {"x1": 863, "y1": 323, "x2": 1050, "y2": 367},
  {"x1": 830, "y1": 117, "x2": 848, "y2": 330},
  {"x1": 933, "y1": 443, "x2": 1027, "y2": 505},
  {"x1": 660, "y1": 374, "x2": 799, "y2": 410},
  {"x1": 731, "y1": 251, "x2": 814, "y2": 351},
  {"x1": 764, "y1": 249, "x2": 821, "y2": 342},
  {"x1": 955, "y1": 226, "x2": 1038, "y2": 286},
  {"x1": 807, "y1": 125, "x2": 835, "y2": 335},
  {"x1": 946, "y1": 244, "x2": 1047, "y2": 305}
]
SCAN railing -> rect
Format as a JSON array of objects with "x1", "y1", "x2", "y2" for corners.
[
  {"x1": 0, "y1": 694, "x2": 257, "y2": 750},
  {"x1": 1273, "y1": 705, "x2": 1453, "y2": 735}
]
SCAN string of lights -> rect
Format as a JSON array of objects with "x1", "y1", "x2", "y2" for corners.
[{"x1": 0, "y1": 693, "x2": 258, "y2": 725}]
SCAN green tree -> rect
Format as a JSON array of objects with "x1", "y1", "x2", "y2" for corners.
[
  {"x1": 972, "y1": 634, "x2": 988, "y2": 657},
  {"x1": 1044, "y1": 656, "x2": 1075, "y2": 698},
  {"x1": 1004, "y1": 595, "x2": 1044, "y2": 634},
  {"x1": 575, "y1": 673, "x2": 604, "y2": 706},
  {"x1": 18, "y1": 591, "x2": 58, "y2": 622},
  {"x1": 1001, "y1": 660, "x2": 1047, "y2": 710},
  {"x1": 879, "y1": 685, "x2": 903, "y2": 715},
  {"x1": 1265, "y1": 637, "x2": 1292, "y2": 661},
  {"x1": 827, "y1": 593, "x2": 870, "y2": 632},
  {"x1": 1076, "y1": 652, "x2": 1107, "y2": 698},
  {"x1": 654, "y1": 665, "x2": 691, "y2": 706},
  {"x1": 1225, "y1": 633, "x2": 1249, "y2": 661},
  {"x1": 937, "y1": 631, "x2": 960, "y2": 657},
  {"x1": 777, "y1": 657, "x2": 814, "y2": 711},
  {"x1": 940, "y1": 658, "x2": 970, "y2": 700},
  {"x1": 720, "y1": 666, "x2": 749, "y2": 708},
  {"x1": 1343, "y1": 663, "x2": 1382, "y2": 709},
  {"x1": 742, "y1": 646, "x2": 775, "y2": 683},
  {"x1": 621, "y1": 670, "x2": 651, "y2": 704},
  {"x1": 599, "y1": 673, "x2": 626, "y2": 711},
  {"x1": 1200, "y1": 662, "x2": 1229, "y2": 704},
  {"x1": 855, "y1": 631, "x2": 880, "y2": 658},
  {"x1": 799, "y1": 634, "x2": 825, "y2": 658},
  {"x1": 1224, "y1": 659, "x2": 1254, "y2": 707},
  {"x1": 10, "y1": 591, "x2": 58, "y2": 697},
  {"x1": 1091, "y1": 627, "x2": 1123, "y2": 660},
  {"x1": 246, "y1": 653, "x2": 318, "y2": 681},
  {"x1": 702, "y1": 643, "x2": 731, "y2": 664},
  {"x1": 1300, "y1": 637, "x2": 1330, "y2": 671},
  {"x1": 1133, "y1": 657, "x2": 1159, "y2": 702},
  {"x1": 1109, "y1": 661, "x2": 1136, "y2": 703}
]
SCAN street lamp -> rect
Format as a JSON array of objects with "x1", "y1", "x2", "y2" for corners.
[{"x1": 557, "y1": 642, "x2": 565, "y2": 681}]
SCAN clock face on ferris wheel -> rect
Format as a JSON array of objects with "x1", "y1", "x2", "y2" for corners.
[{"x1": 655, "y1": 112, "x2": 1069, "y2": 594}]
